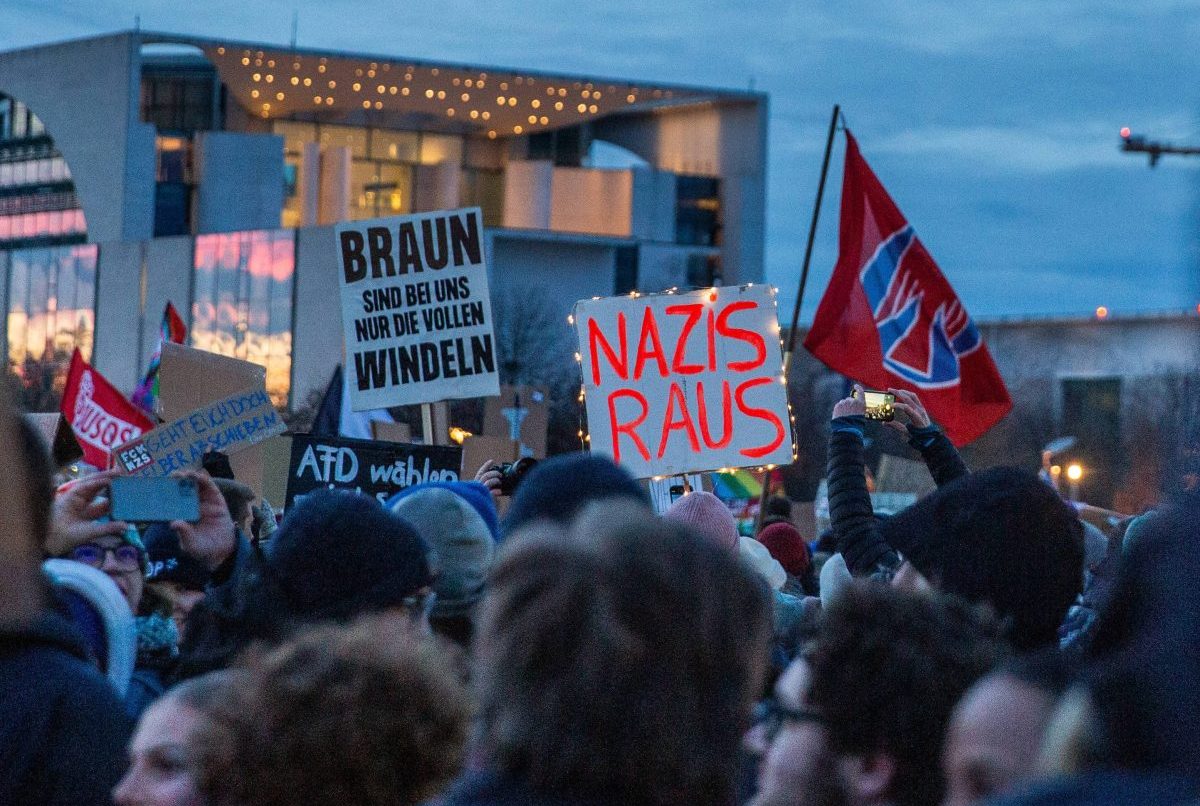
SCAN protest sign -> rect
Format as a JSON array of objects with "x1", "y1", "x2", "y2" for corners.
[
  {"x1": 158, "y1": 343, "x2": 266, "y2": 422},
  {"x1": 61, "y1": 350, "x2": 156, "y2": 469},
  {"x1": 285, "y1": 434, "x2": 462, "y2": 508},
  {"x1": 112, "y1": 387, "x2": 285, "y2": 477},
  {"x1": 574, "y1": 285, "x2": 794, "y2": 479},
  {"x1": 483, "y1": 385, "x2": 549, "y2": 459},
  {"x1": 336, "y1": 207, "x2": 500, "y2": 411},
  {"x1": 157, "y1": 343, "x2": 274, "y2": 495}
]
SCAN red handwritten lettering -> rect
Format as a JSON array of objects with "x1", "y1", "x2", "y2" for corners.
[
  {"x1": 608, "y1": 389, "x2": 651, "y2": 463},
  {"x1": 735, "y1": 376, "x2": 786, "y2": 459},
  {"x1": 717, "y1": 300, "x2": 767, "y2": 372}
]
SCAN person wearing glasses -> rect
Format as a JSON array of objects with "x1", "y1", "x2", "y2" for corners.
[
  {"x1": 47, "y1": 469, "x2": 241, "y2": 718},
  {"x1": 750, "y1": 583, "x2": 1006, "y2": 806}
]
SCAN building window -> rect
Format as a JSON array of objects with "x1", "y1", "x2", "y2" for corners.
[
  {"x1": 5, "y1": 244, "x2": 97, "y2": 411},
  {"x1": 191, "y1": 230, "x2": 295, "y2": 407},
  {"x1": 140, "y1": 70, "x2": 216, "y2": 134},
  {"x1": 675, "y1": 176, "x2": 721, "y2": 247}
]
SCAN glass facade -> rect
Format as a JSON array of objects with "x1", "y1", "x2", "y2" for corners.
[
  {"x1": 5, "y1": 244, "x2": 97, "y2": 410},
  {"x1": 0, "y1": 94, "x2": 87, "y2": 250},
  {"x1": 191, "y1": 230, "x2": 295, "y2": 406}
]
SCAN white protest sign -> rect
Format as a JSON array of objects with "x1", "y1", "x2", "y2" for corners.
[
  {"x1": 336, "y1": 207, "x2": 500, "y2": 411},
  {"x1": 574, "y1": 285, "x2": 794, "y2": 479},
  {"x1": 112, "y1": 387, "x2": 285, "y2": 477}
]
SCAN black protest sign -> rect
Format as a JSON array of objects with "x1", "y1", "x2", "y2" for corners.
[
  {"x1": 285, "y1": 434, "x2": 463, "y2": 508},
  {"x1": 336, "y1": 207, "x2": 501, "y2": 410}
]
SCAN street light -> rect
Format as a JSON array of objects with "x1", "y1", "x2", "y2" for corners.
[{"x1": 1066, "y1": 463, "x2": 1084, "y2": 501}]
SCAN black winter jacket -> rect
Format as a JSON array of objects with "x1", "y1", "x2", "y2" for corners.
[
  {"x1": 0, "y1": 611, "x2": 132, "y2": 805},
  {"x1": 827, "y1": 417, "x2": 968, "y2": 576}
]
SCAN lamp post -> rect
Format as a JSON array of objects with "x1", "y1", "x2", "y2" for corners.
[{"x1": 1066, "y1": 463, "x2": 1084, "y2": 502}]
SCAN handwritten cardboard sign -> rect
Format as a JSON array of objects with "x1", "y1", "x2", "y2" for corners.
[
  {"x1": 113, "y1": 387, "x2": 285, "y2": 477},
  {"x1": 574, "y1": 285, "x2": 794, "y2": 479},
  {"x1": 285, "y1": 434, "x2": 461, "y2": 508},
  {"x1": 336, "y1": 207, "x2": 500, "y2": 410}
]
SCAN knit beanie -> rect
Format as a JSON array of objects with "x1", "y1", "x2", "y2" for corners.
[
  {"x1": 142, "y1": 523, "x2": 212, "y2": 591},
  {"x1": 757, "y1": 522, "x2": 811, "y2": 577},
  {"x1": 664, "y1": 491, "x2": 738, "y2": 553},
  {"x1": 502, "y1": 452, "x2": 650, "y2": 538},
  {"x1": 265, "y1": 489, "x2": 433, "y2": 623},
  {"x1": 387, "y1": 482, "x2": 497, "y2": 619}
]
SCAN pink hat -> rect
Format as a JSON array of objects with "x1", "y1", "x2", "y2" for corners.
[{"x1": 664, "y1": 491, "x2": 738, "y2": 553}]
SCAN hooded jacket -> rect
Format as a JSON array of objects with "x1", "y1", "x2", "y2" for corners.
[{"x1": 0, "y1": 609, "x2": 133, "y2": 805}]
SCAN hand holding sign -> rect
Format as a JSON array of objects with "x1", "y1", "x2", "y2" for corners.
[{"x1": 170, "y1": 470, "x2": 237, "y2": 572}]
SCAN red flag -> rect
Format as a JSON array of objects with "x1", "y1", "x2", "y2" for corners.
[
  {"x1": 61, "y1": 350, "x2": 156, "y2": 468},
  {"x1": 804, "y1": 132, "x2": 1011, "y2": 445}
]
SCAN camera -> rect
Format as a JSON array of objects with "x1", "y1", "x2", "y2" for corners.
[
  {"x1": 498, "y1": 457, "x2": 538, "y2": 495},
  {"x1": 852, "y1": 388, "x2": 896, "y2": 422}
]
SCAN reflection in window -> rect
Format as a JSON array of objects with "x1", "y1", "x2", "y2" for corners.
[
  {"x1": 191, "y1": 230, "x2": 295, "y2": 407},
  {"x1": 6, "y1": 244, "x2": 97, "y2": 411}
]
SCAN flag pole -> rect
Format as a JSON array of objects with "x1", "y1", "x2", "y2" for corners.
[
  {"x1": 785, "y1": 103, "x2": 842, "y2": 361},
  {"x1": 758, "y1": 103, "x2": 842, "y2": 534}
]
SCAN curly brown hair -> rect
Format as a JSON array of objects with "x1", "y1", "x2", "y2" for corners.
[
  {"x1": 806, "y1": 582, "x2": 1007, "y2": 806},
  {"x1": 474, "y1": 502, "x2": 773, "y2": 806},
  {"x1": 195, "y1": 614, "x2": 472, "y2": 806}
]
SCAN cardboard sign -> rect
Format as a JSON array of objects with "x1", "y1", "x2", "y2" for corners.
[
  {"x1": 157, "y1": 343, "x2": 274, "y2": 495},
  {"x1": 285, "y1": 434, "x2": 462, "y2": 508},
  {"x1": 574, "y1": 285, "x2": 794, "y2": 479},
  {"x1": 336, "y1": 207, "x2": 501, "y2": 410},
  {"x1": 113, "y1": 387, "x2": 285, "y2": 477},
  {"x1": 157, "y1": 342, "x2": 266, "y2": 422},
  {"x1": 483, "y1": 385, "x2": 549, "y2": 459}
]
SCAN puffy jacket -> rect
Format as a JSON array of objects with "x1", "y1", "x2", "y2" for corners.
[
  {"x1": 0, "y1": 611, "x2": 132, "y2": 805},
  {"x1": 827, "y1": 417, "x2": 968, "y2": 576}
]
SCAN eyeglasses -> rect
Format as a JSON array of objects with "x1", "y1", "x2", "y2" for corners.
[
  {"x1": 754, "y1": 697, "x2": 826, "y2": 742},
  {"x1": 68, "y1": 542, "x2": 142, "y2": 571}
]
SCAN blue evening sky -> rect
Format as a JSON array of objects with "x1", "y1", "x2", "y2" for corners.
[{"x1": 3, "y1": 0, "x2": 1198, "y2": 321}]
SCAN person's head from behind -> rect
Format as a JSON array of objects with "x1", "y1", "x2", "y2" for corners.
[
  {"x1": 882, "y1": 466, "x2": 1084, "y2": 651},
  {"x1": 942, "y1": 649, "x2": 1073, "y2": 806},
  {"x1": 476, "y1": 502, "x2": 772, "y2": 806},
  {"x1": 114, "y1": 671, "x2": 235, "y2": 806},
  {"x1": 194, "y1": 615, "x2": 471, "y2": 806},
  {"x1": 754, "y1": 582, "x2": 1006, "y2": 806},
  {"x1": 499, "y1": 452, "x2": 651, "y2": 538},
  {"x1": 261, "y1": 489, "x2": 434, "y2": 629}
]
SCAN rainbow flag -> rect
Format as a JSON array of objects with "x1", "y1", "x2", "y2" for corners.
[{"x1": 131, "y1": 302, "x2": 187, "y2": 416}]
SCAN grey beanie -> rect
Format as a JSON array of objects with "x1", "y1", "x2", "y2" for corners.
[{"x1": 391, "y1": 487, "x2": 495, "y2": 619}]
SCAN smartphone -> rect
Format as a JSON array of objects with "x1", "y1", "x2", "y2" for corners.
[
  {"x1": 862, "y1": 391, "x2": 896, "y2": 422},
  {"x1": 109, "y1": 476, "x2": 201, "y2": 523}
]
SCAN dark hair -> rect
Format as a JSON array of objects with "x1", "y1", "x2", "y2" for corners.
[
  {"x1": 1001, "y1": 647, "x2": 1074, "y2": 699},
  {"x1": 500, "y1": 452, "x2": 651, "y2": 537},
  {"x1": 806, "y1": 582, "x2": 1007, "y2": 806},
  {"x1": 883, "y1": 466, "x2": 1084, "y2": 651},
  {"x1": 475, "y1": 502, "x2": 772, "y2": 806},
  {"x1": 196, "y1": 615, "x2": 471, "y2": 806}
]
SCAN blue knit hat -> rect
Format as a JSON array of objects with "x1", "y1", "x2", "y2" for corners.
[
  {"x1": 501, "y1": 452, "x2": 650, "y2": 538},
  {"x1": 387, "y1": 481, "x2": 499, "y2": 540}
]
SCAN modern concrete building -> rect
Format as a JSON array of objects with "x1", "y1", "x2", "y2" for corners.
[{"x1": 0, "y1": 31, "x2": 767, "y2": 409}]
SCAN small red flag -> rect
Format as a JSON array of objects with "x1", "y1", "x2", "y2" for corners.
[
  {"x1": 61, "y1": 350, "x2": 156, "y2": 468},
  {"x1": 804, "y1": 132, "x2": 1011, "y2": 445}
]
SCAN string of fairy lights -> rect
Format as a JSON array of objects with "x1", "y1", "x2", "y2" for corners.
[
  {"x1": 204, "y1": 44, "x2": 700, "y2": 140},
  {"x1": 568, "y1": 284, "x2": 800, "y2": 479}
]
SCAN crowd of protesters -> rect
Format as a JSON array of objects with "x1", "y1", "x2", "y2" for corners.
[{"x1": 0, "y1": 378, "x2": 1196, "y2": 806}]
